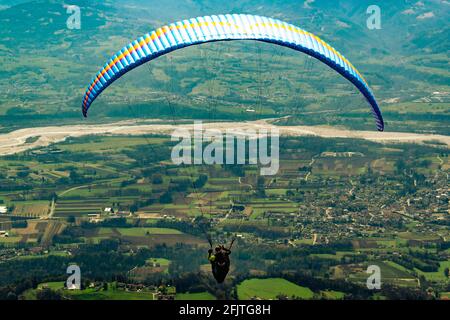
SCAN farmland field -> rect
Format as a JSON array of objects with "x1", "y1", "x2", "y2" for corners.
[
  {"x1": 67, "y1": 288, "x2": 154, "y2": 300},
  {"x1": 320, "y1": 290, "x2": 345, "y2": 300},
  {"x1": 237, "y1": 278, "x2": 314, "y2": 300},
  {"x1": 415, "y1": 260, "x2": 450, "y2": 282},
  {"x1": 175, "y1": 292, "x2": 216, "y2": 300},
  {"x1": 118, "y1": 227, "x2": 183, "y2": 236},
  {"x1": 23, "y1": 282, "x2": 155, "y2": 300},
  {"x1": 341, "y1": 261, "x2": 419, "y2": 287},
  {"x1": 12, "y1": 201, "x2": 50, "y2": 217},
  {"x1": 146, "y1": 258, "x2": 171, "y2": 267}
]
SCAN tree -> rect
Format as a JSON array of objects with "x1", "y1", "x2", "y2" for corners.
[
  {"x1": 395, "y1": 159, "x2": 406, "y2": 173},
  {"x1": 256, "y1": 176, "x2": 266, "y2": 197},
  {"x1": 36, "y1": 288, "x2": 62, "y2": 300},
  {"x1": 160, "y1": 191, "x2": 173, "y2": 204},
  {"x1": 17, "y1": 170, "x2": 30, "y2": 178},
  {"x1": 130, "y1": 204, "x2": 139, "y2": 214},
  {"x1": 152, "y1": 174, "x2": 164, "y2": 184},
  {"x1": 193, "y1": 174, "x2": 208, "y2": 189},
  {"x1": 69, "y1": 170, "x2": 78, "y2": 180}
]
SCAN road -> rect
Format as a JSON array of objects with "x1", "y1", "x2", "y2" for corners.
[
  {"x1": 45, "y1": 185, "x2": 92, "y2": 219},
  {"x1": 58, "y1": 184, "x2": 92, "y2": 197},
  {"x1": 47, "y1": 198, "x2": 56, "y2": 219},
  {"x1": 238, "y1": 177, "x2": 253, "y2": 190},
  {"x1": 304, "y1": 154, "x2": 319, "y2": 182}
]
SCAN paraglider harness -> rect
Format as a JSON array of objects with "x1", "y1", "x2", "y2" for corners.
[{"x1": 208, "y1": 237, "x2": 235, "y2": 283}]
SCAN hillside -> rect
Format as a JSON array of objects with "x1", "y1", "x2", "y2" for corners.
[{"x1": 0, "y1": 0, "x2": 448, "y2": 134}]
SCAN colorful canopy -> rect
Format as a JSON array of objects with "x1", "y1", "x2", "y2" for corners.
[{"x1": 82, "y1": 14, "x2": 384, "y2": 131}]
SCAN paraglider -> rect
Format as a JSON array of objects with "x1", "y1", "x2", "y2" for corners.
[
  {"x1": 208, "y1": 240, "x2": 234, "y2": 283},
  {"x1": 81, "y1": 13, "x2": 384, "y2": 131}
]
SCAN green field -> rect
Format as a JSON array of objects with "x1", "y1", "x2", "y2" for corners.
[
  {"x1": 117, "y1": 227, "x2": 183, "y2": 236},
  {"x1": 398, "y1": 232, "x2": 441, "y2": 241},
  {"x1": 0, "y1": 236, "x2": 21, "y2": 243},
  {"x1": 146, "y1": 257, "x2": 171, "y2": 267},
  {"x1": 13, "y1": 251, "x2": 70, "y2": 261},
  {"x1": 320, "y1": 290, "x2": 345, "y2": 300},
  {"x1": 415, "y1": 260, "x2": 450, "y2": 282},
  {"x1": 346, "y1": 261, "x2": 418, "y2": 287},
  {"x1": 67, "y1": 288, "x2": 154, "y2": 300},
  {"x1": 28, "y1": 282, "x2": 155, "y2": 300},
  {"x1": 309, "y1": 251, "x2": 354, "y2": 260},
  {"x1": 58, "y1": 136, "x2": 169, "y2": 153},
  {"x1": 175, "y1": 292, "x2": 216, "y2": 300},
  {"x1": 237, "y1": 278, "x2": 314, "y2": 300},
  {"x1": 38, "y1": 282, "x2": 65, "y2": 290}
]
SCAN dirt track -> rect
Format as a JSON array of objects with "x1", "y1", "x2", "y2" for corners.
[{"x1": 0, "y1": 119, "x2": 448, "y2": 155}]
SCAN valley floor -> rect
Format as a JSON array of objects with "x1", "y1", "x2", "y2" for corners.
[{"x1": 1, "y1": 118, "x2": 449, "y2": 156}]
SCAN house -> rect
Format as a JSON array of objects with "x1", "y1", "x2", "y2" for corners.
[
  {"x1": 67, "y1": 283, "x2": 80, "y2": 290},
  {"x1": 104, "y1": 207, "x2": 113, "y2": 214},
  {"x1": 29, "y1": 247, "x2": 43, "y2": 254}
]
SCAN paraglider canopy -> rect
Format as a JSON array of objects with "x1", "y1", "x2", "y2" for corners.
[{"x1": 82, "y1": 14, "x2": 384, "y2": 131}]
